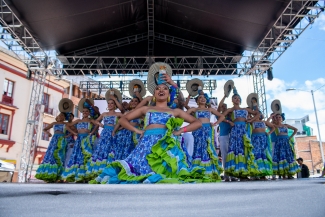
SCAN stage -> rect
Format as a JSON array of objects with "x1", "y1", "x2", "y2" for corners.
[{"x1": 1, "y1": 179, "x2": 324, "y2": 217}]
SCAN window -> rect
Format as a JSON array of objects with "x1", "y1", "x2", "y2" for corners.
[
  {"x1": 3, "y1": 79, "x2": 14, "y2": 97},
  {"x1": 41, "y1": 123, "x2": 50, "y2": 141},
  {"x1": 0, "y1": 113, "x2": 10, "y2": 135},
  {"x1": 42, "y1": 93, "x2": 50, "y2": 108}
]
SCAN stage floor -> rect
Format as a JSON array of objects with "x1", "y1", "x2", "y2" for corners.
[{"x1": 1, "y1": 179, "x2": 324, "y2": 217}]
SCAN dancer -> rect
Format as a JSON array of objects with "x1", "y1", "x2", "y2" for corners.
[
  {"x1": 250, "y1": 112, "x2": 274, "y2": 179},
  {"x1": 92, "y1": 83, "x2": 211, "y2": 184},
  {"x1": 35, "y1": 113, "x2": 72, "y2": 182},
  {"x1": 86, "y1": 98, "x2": 123, "y2": 179},
  {"x1": 224, "y1": 87, "x2": 259, "y2": 180},
  {"x1": 186, "y1": 93, "x2": 225, "y2": 180},
  {"x1": 113, "y1": 96, "x2": 142, "y2": 160},
  {"x1": 217, "y1": 95, "x2": 235, "y2": 181},
  {"x1": 272, "y1": 113, "x2": 300, "y2": 178},
  {"x1": 62, "y1": 100, "x2": 97, "y2": 182},
  {"x1": 64, "y1": 113, "x2": 76, "y2": 168}
]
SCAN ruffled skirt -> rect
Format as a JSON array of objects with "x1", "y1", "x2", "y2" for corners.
[
  {"x1": 91, "y1": 118, "x2": 211, "y2": 184},
  {"x1": 251, "y1": 132, "x2": 273, "y2": 176},
  {"x1": 35, "y1": 134, "x2": 67, "y2": 182},
  {"x1": 192, "y1": 123, "x2": 223, "y2": 180},
  {"x1": 62, "y1": 133, "x2": 94, "y2": 182},
  {"x1": 273, "y1": 135, "x2": 300, "y2": 176},
  {"x1": 225, "y1": 122, "x2": 258, "y2": 177},
  {"x1": 115, "y1": 128, "x2": 135, "y2": 160},
  {"x1": 86, "y1": 126, "x2": 115, "y2": 178}
]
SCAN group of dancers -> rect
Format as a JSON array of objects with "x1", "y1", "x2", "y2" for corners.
[{"x1": 35, "y1": 63, "x2": 301, "y2": 184}]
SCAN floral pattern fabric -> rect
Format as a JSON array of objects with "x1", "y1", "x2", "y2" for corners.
[
  {"x1": 273, "y1": 135, "x2": 300, "y2": 176},
  {"x1": 192, "y1": 123, "x2": 223, "y2": 180},
  {"x1": 35, "y1": 134, "x2": 67, "y2": 182}
]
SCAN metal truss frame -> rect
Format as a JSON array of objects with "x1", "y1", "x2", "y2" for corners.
[
  {"x1": 147, "y1": 0, "x2": 154, "y2": 56},
  {"x1": 55, "y1": 55, "x2": 243, "y2": 76},
  {"x1": 79, "y1": 79, "x2": 217, "y2": 97},
  {"x1": 64, "y1": 33, "x2": 148, "y2": 56},
  {"x1": 0, "y1": 0, "x2": 48, "y2": 68},
  {"x1": 253, "y1": 73, "x2": 268, "y2": 119},
  {"x1": 155, "y1": 33, "x2": 239, "y2": 56},
  {"x1": 243, "y1": 0, "x2": 325, "y2": 75},
  {"x1": 19, "y1": 71, "x2": 47, "y2": 182}
]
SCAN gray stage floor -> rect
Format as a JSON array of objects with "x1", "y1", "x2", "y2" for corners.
[{"x1": 0, "y1": 179, "x2": 324, "y2": 217}]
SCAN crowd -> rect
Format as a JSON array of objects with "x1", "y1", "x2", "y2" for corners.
[{"x1": 35, "y1": 62, "x2": 316, "y2": 184}]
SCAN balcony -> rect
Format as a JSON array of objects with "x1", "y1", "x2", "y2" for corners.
[
  {"x1": 1, "y1": 95, "x2": 13, "y2": 105},
  {"x1": 44, "y1": 107, "x2": 53, "y2": 115}
]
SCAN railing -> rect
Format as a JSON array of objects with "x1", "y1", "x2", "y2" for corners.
[
  {"x1": 44, "y1": 107, "x2": 53, "y2": 115},
  {"x1": 1, "y1": 95, "x2": 13, "y2": 105}
]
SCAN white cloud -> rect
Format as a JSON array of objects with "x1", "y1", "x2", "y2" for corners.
[{"x1": 315, "y1": 13, "x2": 325, "y2": 31}]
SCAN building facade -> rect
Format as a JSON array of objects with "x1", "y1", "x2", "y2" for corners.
[{"x1": 0, "y1": 50, "x2": 71, "y2": 181}]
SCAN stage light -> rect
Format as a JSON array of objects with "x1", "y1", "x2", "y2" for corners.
[{"x1": 191, "y1": 70, "x2": 193, "y2": 77}]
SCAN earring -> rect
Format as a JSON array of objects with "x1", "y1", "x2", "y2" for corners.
[
  {"x1": 152, "y1": 97, "x2": 156, "y2": 102},
  {"x1": 106, "y1": 107, "x2": 109, "y2": 111},
  {"x1": 167, "y1": 96, "x2": 170, "y2": 103}
]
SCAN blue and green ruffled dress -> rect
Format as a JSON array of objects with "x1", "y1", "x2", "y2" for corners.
[
  {"x1": 91, "y1": 111, "x2": 210, "y2": 184},
  {"x1": 85, "y1": 116, "x2": 118, "y2": 179},
  {"x1": 62, "y1": 121, "x2": 95, "y2": 182},
  {"x1": 35, "y1": 124, "x2": 67, "y2": 182},
  {"x1": 225, "y1": 110, "x2": 258, "y2": 177},
  {"x1": 272, "y1": 126, "x2": 300, "y2": 176},
  {"x1": 251, "y1": 122, "x2": 273, "y2": 176},
  {"x1": 191, "y1": 110, "x2": 223, "y2": 180}
]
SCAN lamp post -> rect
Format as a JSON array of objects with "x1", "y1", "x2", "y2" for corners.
[{"x1": 286, "y1": 85, "x2": 325, "y2": 165}]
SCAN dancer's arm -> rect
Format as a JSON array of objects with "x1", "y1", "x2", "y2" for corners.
[
  {"x1": 43, "y1": 122, "x2": 54, "y2": 137},
  {"x1": 118, "y1": 107, "x2": 147, "y2": 134},
  {"x1": 135, "y1": 96, "x2": 153, "y2": 109},
  {"x1": 173, "y1": 109, "x2": 202, "y2": 136},
  {"x1": 285, "y1": 124, "x2": 298, "y2": 140},
  {"x1": 210, "y1": 108, "x2": 225, "y2": 125}
]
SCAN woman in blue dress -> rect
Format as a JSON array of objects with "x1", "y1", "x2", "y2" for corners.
[
  {"x1": 273, "y1": 113, "x2": 300, "y2": 178},
  {"x1": 250, "y1": 113, "x2": 275, "y2": 179},
  {"x1": 92, "y1": 83, "x2": 212, "y2": 184},
  {"x1": 85, "y1": 98, "x2": 123, "y2": 179},
  {"x1": 223, "y1": 87, "x2": 259, "y2": 180},
  {"x1": 62, "y1": 102, "x2": 98, "y2": 182},
  {"x1": 64, "y1": 113, "x2": 76, "y2": 168},
  {"x1": 186, "y1": 94, "x2": 225, "y2": 181},
  {"x1": 114, "y1": 96, "x2": 143, "y2": 160},
  {"x1": 35, "y1": 113, "x2": 73, "y2": 182}
]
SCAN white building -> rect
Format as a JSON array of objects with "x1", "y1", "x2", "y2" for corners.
[{"x1": 284, "y1": 115, "x2": 313, "y2": 137}]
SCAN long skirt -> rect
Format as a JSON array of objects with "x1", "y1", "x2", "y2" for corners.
[
  {"x1": 251, "y1": 132, "x2": 273, "y2": 176},
  {"x1": 91, "y1": 118, "x2": 210, "y2": 184},
  {"x1": 225, "y1": 122, "x2": 258, "y2": 177},
  {"x1": 86, "y1": 126, "x2": 115, "y2": 179},
  {"x1": 114, "y1": 128, "x2": 135, "y2": 160},
  {"x1": 192, "y1": 123, "x2": 223, "y2": 180},
  {"x1": 64, "y1": 135, "x2": 75, "y2": 167},
  {"x1": 62, "y1": 133, "x2": 94, "y2": 182},
  {"x1": 273, "y1": 135, "x2": 300, "y2": 176},
  {"x1": 35, "y1": 134, "x2": 67, "y2": 182}
]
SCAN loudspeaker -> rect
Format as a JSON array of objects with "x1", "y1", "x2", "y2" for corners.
[{"x1": 267, "y1": 68, "x2": 273, "y2": 81}]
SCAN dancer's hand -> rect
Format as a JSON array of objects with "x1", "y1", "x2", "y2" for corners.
[
  {"x1": 112, "y1": 131, "x2": 116, "y2": 137},
  {"x1": 47, "y1": 132, "x2": 52, "y2": 137},
  {"x1": 173, "y1": 130, "x2": 182, "y2": 136},
  {"x1": 135, "y1": 129, "x2": 145, "y2": 139}
]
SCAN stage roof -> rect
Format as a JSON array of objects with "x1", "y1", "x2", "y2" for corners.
[
  {"x1": 5, "y1": 0, "x2": 310, "y2": 56},
  {"x1": 2, "y1": 0, "x2": 319, "y2": 76}
]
